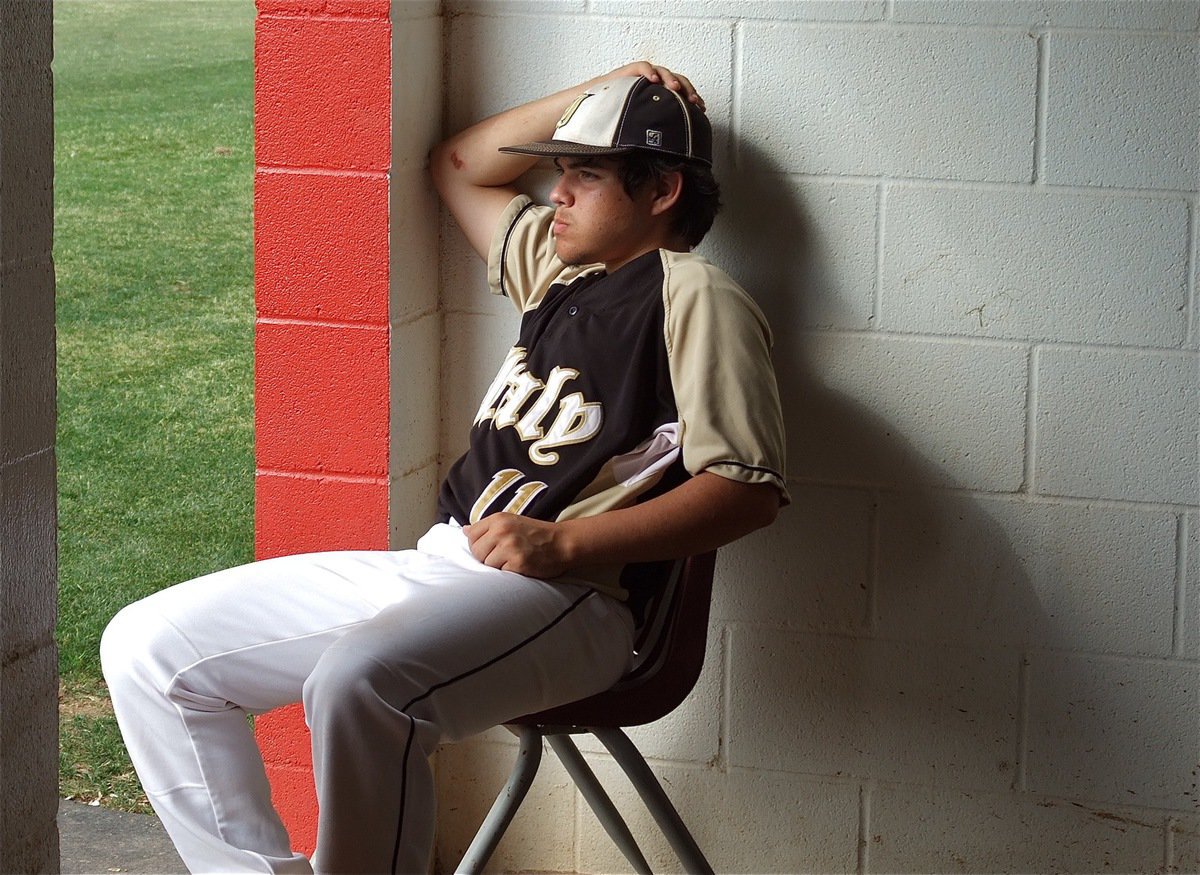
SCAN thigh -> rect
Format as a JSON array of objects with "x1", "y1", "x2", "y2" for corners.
[
  {"x1": 110, "y1": 549, "x2": 438, "y2": 714},
  {"x1": 311, "y1": 563, "x2": 635, "y2": 742}
]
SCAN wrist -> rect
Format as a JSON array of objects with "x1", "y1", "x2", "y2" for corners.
[{"x1": 554, "y1": 518, "x2": 586, "y2": 569}]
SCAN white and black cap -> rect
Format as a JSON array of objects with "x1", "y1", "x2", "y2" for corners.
[{"x1": 499, "y1": 75, "x2": 713, "y2": 167}]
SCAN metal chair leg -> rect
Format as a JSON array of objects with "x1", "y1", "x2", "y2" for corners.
[
  {"x1": 455, "y1": 727, "x2": 544, "y2": 874},
  {"x1": 546, "y1": 734, "x2": 652, "y2": 875},
  {"x1": 593, "y1": 727, "x2": 715, "y2": 875}
]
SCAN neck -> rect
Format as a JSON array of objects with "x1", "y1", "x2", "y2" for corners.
[{"x1": 603, "y1": 233, "x2": 689, "y2": 273}]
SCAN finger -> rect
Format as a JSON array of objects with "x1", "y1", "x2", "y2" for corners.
[
  {"x1": 652, "y1": 67, "x2": 705, "y2": 110},
  {"x1": 623, "y1": 60, "x2": 661, "y2": 82}
]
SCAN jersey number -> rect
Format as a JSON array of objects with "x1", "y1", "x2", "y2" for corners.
[{"x1": 469, "y1": 469, "x2": 549, "y2": 524}]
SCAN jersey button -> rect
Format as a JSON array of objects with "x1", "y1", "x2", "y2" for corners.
[{"x1": 568, "y1": 305, "x2": 579, "y2": 316}]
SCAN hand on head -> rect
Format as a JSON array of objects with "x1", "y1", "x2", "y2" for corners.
[{"x1": 607, "y1": 61, "x2": 706, "y2": 112}]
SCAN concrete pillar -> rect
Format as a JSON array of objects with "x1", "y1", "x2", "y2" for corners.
[{"x1": 0, "y1": 1, "x2": 59, "y2": 872}]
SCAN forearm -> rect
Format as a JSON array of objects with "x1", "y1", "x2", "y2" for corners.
[
  {"x1": 558, "y1": 472, "x2": 779, "y2": 566},
  {"x1": 428, "y1": 75, "x2": 600, "y2": 257},
  {"x1": 465, "y1": 472, "x2": 780, "y2": 577}
]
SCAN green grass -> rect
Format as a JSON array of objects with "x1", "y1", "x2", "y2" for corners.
[{"x1": 55, "y1": 0, "x2": 256, "y2": 807}]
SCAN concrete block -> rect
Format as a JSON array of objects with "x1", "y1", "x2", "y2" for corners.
[
  {"x1": 1025, "y1": 651, "x2": 1200, "y2": 811},
  {"x1": 0, "y1": 450, "x2": 56, "y2": 658},
  {"x1": 1191, "y1": 243, "x2": 1199, "y2": 350},
  {"x1": 881, "y1": 186, "x2": 1190, "y2": 346},
  {"x1": 0, "y1": 66, "x2": 53, "y2": 264},
  {"x1": 389, "y1": 463, "x2": 439, "y2": 549},
  {"x1": 1034, "y1": 347, "x2": 1199, "y2": 505},
  {"x1": 391, "y1": 14, "x2": 442, "y2": 167},
  {"x1": 447, "y1": 0, "x2": 586, "y2": 12},
  {"x1": 572, "y1": 625, "x2": 722, "y2": 764},
  {"x1": 1045, "y1": 33, "x2": 1199, "y2": 191},
  {"x1": 788, "y1": 333, "x2": 1028, "y2": 491},
  {"x1": 255, "y1": 321, "x2": 390, "y2": 475},
  {"x1": 877, "y1": 493, "x2": 1178, "y2": 657},
  {"x1": 437, "y1": 211, "x2": 509, "y2": 318},
  {"x1": 254, "y1": 14, "x2": 391, "y2": 170},
  {"x1": 439, "y1": 311, "x2": 524, "y2": 466},
  {"x1": 700, "y1": 178, "x2": 878, "y2": 331},
  {"x1": 729, "y1": 628, "x2": 1019, "y2": 791},
  {"x1": 389, "y1": 312, "x2": 439, "y2": 473},
  {"x1": 578, "y1": 759, "x2": 860, "y2": 874},
  {"x1": 0, "y1": 0, "x2": 53, "y2": 268},
  {"x1": 435, "y1": 736, "x2": 577, "y2": 874},
  {"x1": 868, "y1": 784, "x2": 1168, "y2": 874},
  {"x1": 1174, "y1": 814, "x2": 1200, "y2": 873},
  {"x1": 0, "y1": 263, "x2": 55, "y2": 463},
  {"x1": 389, "y1": 169, "x2": 439, "y2": 322},
  {"x1": 0, "y1": 1, "x2": 53, "y2": 69},
  {"x1": 590, "y1": 0, "x2": 885, "y2": 21},
  {"x1": 255, "y1": 472, "x2": 389, "y2": 558},
  {"x1": 445, "y1": 16, "x2": 731, "y2": 151},
  {"x1": 712, "y1": 484, "x2": 871, "y2": 633},
  {"x1": 1186, "y1": 512, "x2": 1199, "y2": 660},
  {"x1": 0, "y1": 643, "x2": 59, "y2": 866},
  {"x1": 892, "y1": 0, "x2": 1200, "y2": 29},
  {"x1": 740, "y1": 25, "x2": 1036, "y2": 181},
  {"x1": 254, "y1": 170, "x2": 390, "y2": 324},
  {"x1": 258, "y1": 0, "x2": 390, "y2": 15},
  {"x1": 389, "y1": 0, "x2": 441, "y2": 20}
]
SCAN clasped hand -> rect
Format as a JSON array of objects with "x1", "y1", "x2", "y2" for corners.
[{"x1": 464, "y1": 513, "x2": 573, "y2": 579}]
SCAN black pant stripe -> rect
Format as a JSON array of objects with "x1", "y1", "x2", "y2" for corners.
[{"x1": 389, "y1": 588, "x2": 598, "y2": 873}]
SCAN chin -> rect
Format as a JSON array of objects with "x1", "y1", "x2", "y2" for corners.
[{"x1": 554, "y1": 244, "x2": 589, "y2": 267}]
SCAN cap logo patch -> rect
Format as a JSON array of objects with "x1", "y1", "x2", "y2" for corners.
[
  {"x1": 646, "y1": 129, "x2": 662, "y2": 147},
  {"x1": 556, "y1": 92, "x2": 591, "y2": 130}
]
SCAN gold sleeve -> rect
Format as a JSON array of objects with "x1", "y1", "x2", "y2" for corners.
[
  {"x1": 485, "y1": 196, "x2": 563, "y2": 311},
  {"x1": 661, "y1": 251, "x2": 790, "y2": 504}
]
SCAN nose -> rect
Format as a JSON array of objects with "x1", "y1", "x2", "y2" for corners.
[{"x1": 550, "y1": 176, "x2": 571, "y2": 206}]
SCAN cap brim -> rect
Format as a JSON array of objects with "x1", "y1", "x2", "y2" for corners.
[{"x1": 498, "y1": 141, "x2": 636, "y2": 159}]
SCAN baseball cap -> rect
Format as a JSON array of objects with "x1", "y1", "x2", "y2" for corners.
[{"x1": 499, "y1": 75, "x2": 713, "y2": 167}]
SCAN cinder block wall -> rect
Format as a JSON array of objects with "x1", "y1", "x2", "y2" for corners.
[
  {"x1": 427, "y1": 1, "x2": 1199, "y2": 872},
  {"x1": 0, "y1": 1, "x2": 58, "y2": 871}
]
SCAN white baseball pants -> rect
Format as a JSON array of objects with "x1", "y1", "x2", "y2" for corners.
[{"x1": 100, "y1": 522, "x2": 635, "y2": 874}]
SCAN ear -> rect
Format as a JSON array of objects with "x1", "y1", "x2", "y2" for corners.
[{"x1": 648, "y1": 170, "x2": 684, "y2": 217}]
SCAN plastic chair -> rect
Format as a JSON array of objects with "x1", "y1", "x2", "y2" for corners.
[{"x1": 455, "y1": 552, "x2": 718, "y2": 875}]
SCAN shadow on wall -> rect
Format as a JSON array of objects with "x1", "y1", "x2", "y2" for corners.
[{"x1": 700, "y1": 143, "x2": 1128, "y2": 811}]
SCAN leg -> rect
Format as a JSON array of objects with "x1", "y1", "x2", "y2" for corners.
[
  {"x1": 101, "y1": 548, "x2": 445, "y2": 873},
  {"x1": 303, "y1": 531, "x2": 634, "y2": 875}
]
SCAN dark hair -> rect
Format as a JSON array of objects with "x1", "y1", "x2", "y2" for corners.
[{"x1": 616, "y1": 152, "x2": 722, "y2": 248}]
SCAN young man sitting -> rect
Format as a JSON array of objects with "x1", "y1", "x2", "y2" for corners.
[{"x1": 102, "y1": 61, "x2": 786, "y2": 874}]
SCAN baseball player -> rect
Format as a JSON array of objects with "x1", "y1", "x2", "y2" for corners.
[{"x1": 102, "y1": 61, "x2": 787, "y2": 874}]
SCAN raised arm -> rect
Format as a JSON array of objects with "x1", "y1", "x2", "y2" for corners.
[{"x1": 429, "y1": 62, "x2": 704, "y2": 259}]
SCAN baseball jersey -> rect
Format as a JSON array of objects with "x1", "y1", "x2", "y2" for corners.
[{"x1": 437, "y1": 195, "x2": 787, "y2": 602}]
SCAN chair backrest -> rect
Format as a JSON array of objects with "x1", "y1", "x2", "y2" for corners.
[{"x1": 514, "y1": 551, "x2": 717, "y2": 730}]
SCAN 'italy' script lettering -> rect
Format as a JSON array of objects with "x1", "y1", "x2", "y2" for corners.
[{"x1": 474, "y1": 347, "x2": 604, "y2": 466}]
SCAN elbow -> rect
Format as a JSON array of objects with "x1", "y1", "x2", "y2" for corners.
[
  {"x1": 752, "y1": 488, "x2": 780, "y2": 531},
  {"x1": 736, "y1": 482, "x2": 781, "y2": 537}
]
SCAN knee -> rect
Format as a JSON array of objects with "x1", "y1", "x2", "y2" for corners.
[
  {"x1": 100, "y1": 600, "x2": 185, "y2": 700},
  {"x1": 306, "y1": 646, "x2": 393, "y2": 713},
  {"x1": 304, "y1": 645, "x2": 423, "y2": 732}
]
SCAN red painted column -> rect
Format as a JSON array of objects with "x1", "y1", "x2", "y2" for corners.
[{"x1": 253, "y1": 0, "x2": 391, "y2": 854}]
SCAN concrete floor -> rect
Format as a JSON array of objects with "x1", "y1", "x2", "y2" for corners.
[{"x1": 58, "y1": 800, "x2": 185, "y2": 874}]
